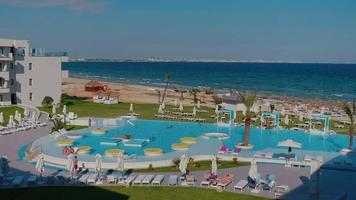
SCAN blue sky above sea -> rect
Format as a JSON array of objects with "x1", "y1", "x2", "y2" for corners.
[{"x1": 1, "y1": 0, "x2": 356, "y2": 63}]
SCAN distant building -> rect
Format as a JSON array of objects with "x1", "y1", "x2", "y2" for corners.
[{"x1": 0, "y1": 39, "x2": 68, "y2": 106}]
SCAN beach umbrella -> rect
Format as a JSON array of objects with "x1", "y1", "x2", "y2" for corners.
[
  {"x1": 248, "y1": 159, "x2": 258, "y2": 180},
  {"x1": 278, "y1": 139, "x2": 302, "y2": 148},
  {"x1": 52, "y1": 105, "x2": 56, "y2": 115},
  {"x1": 66, "y1": 154, "x2": 75, "y2": 178},
  {"x1": 179, "y1": 155, "x2": 188, "y2": 175},
  {"x1": 158, "y1": 104, "x2": 163, "y2": 114},
  {"x1": 14, "y1": 110, "x2": 19, "y2": 121},
  {"x1": 215, "y1": 105, "x2": 219, "y2": 114},
  {"x1": 31, "y1": 111, "x2": 37, "y2": 123},
  {"x1": 0, "y1": 155, "x2": 9, "y2": 176},
  {"x1": 8, "y1": 115, "x2": 14, "y2": 127},
  {"x1": 95, "y1": 154, "x2": 102, "y2": 175},
  {"x1": 117, "y1": 154, "x2": 124, "y2": 172},
  {"x1": 18, "y1": 113, "x2": 22, "y2": 125},
  {"x1": 197, "y1": 100, "x2": 201, "y2": 109},
  {"x1": 174, "y1": 99, "x2": 178, "y2": 106},
  {"x1": 211, "y1": 155, "x2": 217, "y2": 176},
  {"x1": 23, "y1": 107, "x2": 29, "y2": 117},
  {"x1": 35, "y1": 154, "x2": 45, "y2": 177},
  {"x1": 62, "y1": 105, "x2": 67, "y2": 115},
  {"x1": 284, "y1": 115, "x2": 289, "y2": 125},
  {"x1": 299, "y1": 114, "x2": 303, "y2": 122},
  {"x1": 129, "y1": 103, "x2": 133, "y2": 112},
  {"x1": 162, "y1": 101, "x2": 166, "y2": 110},
  {"x1": 193, "y1": 107, "x2": 197, "y2": 116},
  {"x1": 179, "y1": 102, "x2": 184, "y2": 112},
  {"x1": 0, "y1": 112, "x2": 3, "y2": 124}
]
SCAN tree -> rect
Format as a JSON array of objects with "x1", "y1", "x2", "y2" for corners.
[
  {"x1": 342, "y1": 100, "x2": 356, "y2": 150},
  {"x1": 270, "y1": 104, "x2": 275, "y2": 112},
  {"x1": 160, "y1": 73, "x2": 171, "y2": 104},
  {"x1": 189, "y1": 88, "x2": 201, "y2": 103},
  {"x1": 212, "y1": 94, "x2": 222, "y2": 105},
  {"x1": 237, "y1": 92, "x2": 256, "y2": 146},
  {"x1": 41, "y1": 96, "x2": 54, "y2": 108},
  {"x1": 50, "y1": 118, "x2": 65, "y2": 134}
]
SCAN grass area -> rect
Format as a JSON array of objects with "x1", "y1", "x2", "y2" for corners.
[
  {"x1": 0, "y1": 186, "x2": 269, "y2": 200},
  {"x1": 0, "y1": 106, "x2": 24, "y2": 126},
  {"x1": 134, "y1": 160, "x2": 250, "y2": 173},
  {"x1": 39, "y1": 95, "x2": 350, "y2": 134},
  {"x1": 39, "y1": 96, "x2": 217, "y2": 123}
]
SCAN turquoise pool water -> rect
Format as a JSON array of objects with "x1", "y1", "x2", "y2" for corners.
[{"x1": 62, "y1": 119, "x2": 351, "y2": 156}]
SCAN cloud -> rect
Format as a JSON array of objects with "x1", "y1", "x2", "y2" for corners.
[{"x1": 0, "y1": 0, "x2": 105, "y2": 12}]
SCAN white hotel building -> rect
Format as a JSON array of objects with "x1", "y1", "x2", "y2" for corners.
[{"x1": 0, "y1": 39, "x2": 67, "y2": 107}]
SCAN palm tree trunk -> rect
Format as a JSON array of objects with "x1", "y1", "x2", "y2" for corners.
[
  {"x1": 349, "y1": 129, "x2": 354, "y2": 150},
  {"x1": 161, "y1": 81, "x2": 169, "y2": 104},
  {"x1": 243, "y1": 115, "x2": 251, "y2": 146}
]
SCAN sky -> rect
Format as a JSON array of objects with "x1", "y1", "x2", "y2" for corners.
[{"x1": 1, "y1": 0, "x2": 356, "y2": 63}]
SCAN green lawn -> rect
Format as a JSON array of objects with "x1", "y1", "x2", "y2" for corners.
[
  {"x1": 39, "y1": 96, "x2": 217, "y2": 123},
  {"x1": 0, "y1": 186, "x2": 270, "y2": 200},
  {"x1": 134, "y1": 160, "x2": 249, "y2": 173},
  {"x1": 0, "y1": 106, "x2": 24, "y2": 126}
]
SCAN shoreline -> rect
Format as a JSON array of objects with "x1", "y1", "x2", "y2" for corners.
[{"x1": 63, "y1": 76, "x2": 341, "y2": 109}]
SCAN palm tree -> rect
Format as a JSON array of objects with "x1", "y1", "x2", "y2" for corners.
[
  {"x1": 342, "y1": 100, "x2": 356, "y2": 150},
  {"x1": 50, "y1": 118, "x2": 65, "y2": 134},
  {"x1": 189, "y1": 88, "x2": 200, "y2": 104},
  {"x1": 237, "y1": 92, "x2": 256, "y2": 146},
  {"x1": 160, "y1": 73, "x2": 171, "y2": 104}
]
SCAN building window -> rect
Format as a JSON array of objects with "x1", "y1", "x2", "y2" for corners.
[
  {"x1": 10, "y1": 63, "x2": 13, "y2": 69},
  {"x1": 29, "y1": 93, "x2": 33, "y2": 101},
  {"x1": 10, "y1": 79, "x2": 14, "y2": 86},
  {"x1": 0, "y1": 48, "x2": 4, "y2": 56},
  {"x1": 29, "y1": 78, "x2": 33, "y2": 86},
  {"x1": 29, "y1": 63, "x2": 32, "y2": 70},
  {"x1": 0, "y1": 95, "x2": 3, "y2": 102}
]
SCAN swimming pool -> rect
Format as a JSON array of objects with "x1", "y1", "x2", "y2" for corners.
[{"x1": 42, "y1": 119, "x2": 352, "y2": 157}]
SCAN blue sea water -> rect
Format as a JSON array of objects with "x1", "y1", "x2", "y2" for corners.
[{"x1": 63, "y1": 62, "x2": 356, "y2": 101}]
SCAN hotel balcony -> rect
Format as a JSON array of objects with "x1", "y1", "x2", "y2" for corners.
[
  {"x1": 0, "y1": 78, "x2": 9, "y2": 93},
  {"x1": 0, "y1": 71, "x2": 9, "y2": 79},
  {"x1": 0, "y1": 53, "x2": 13, "y2": 61}
]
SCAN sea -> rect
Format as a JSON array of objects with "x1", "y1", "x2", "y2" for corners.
[{"x1": 63, "y1": 62, "x2": 356, "y2": 101}]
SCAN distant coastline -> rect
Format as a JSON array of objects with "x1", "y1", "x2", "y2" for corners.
[{"x1": 68, "y1": 58, "x2": 356, "y2": 65}]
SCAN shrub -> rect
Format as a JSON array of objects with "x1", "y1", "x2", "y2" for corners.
[
  {"x1": 232, "y1": 157, "x2": 238, "y2": 163},
  {"x1": 212, "y1": 94, "x2": 222, "y2": 105},
  {"x1": 148, "y1": 164, "x2": 154, "y2": 170},
  {"x1": 41, "y1": 96, "x2": 54, "y2": 108},
  {"x1": 173, "y1": 158, "x2": 180, "y2": 168}
]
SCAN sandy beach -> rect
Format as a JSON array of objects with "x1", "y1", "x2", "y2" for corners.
[
  {"x1": 62, "y1": 76, "x2": 339, "y2": 110},
  {"x1": 62, "y1": 77, "x2": 217, "y2": 107}
]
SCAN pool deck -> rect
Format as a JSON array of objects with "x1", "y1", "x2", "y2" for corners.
[{"x1": 1, "y1": 118, "x2": 356, "y2": 199}]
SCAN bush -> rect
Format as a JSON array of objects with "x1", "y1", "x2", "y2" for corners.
[
  {"x1": 41, "y1": 96, "x2": 54, "y2": 108},
  {"x1": 232, "y1": 157, "x2": 238, "y2": 163},
  {"x1": 212, "y1": 94, "x2": 222, "y2": 105},
  {"x1": 60, "y1": 94, "x2": 75, "y2": 106},
  {"x1": 148, "y1": 164, "x2": 154, "y2": 170},
  {"x1": 173, "y1": 158, "x2": 180, "y2": 168}
]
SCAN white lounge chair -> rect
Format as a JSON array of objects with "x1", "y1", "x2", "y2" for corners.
[
  {"x1": 141, "y1": 175, "x2": 155, "y2": 185},
  {"x1": 107, "y1": 175, "x2": 117, "y2": 184},
  {"x1": 124, "y1": 175, "x2": 137, "y2": 186},
  {"x1": 12, "y1": 176, "x2": 24, "y2": 186},
  {"x1": 151, "y1": 175, "x2": 164, "y2": 186},
  {"x1": 168, "y1": 175, "x2": 178, "y2": 186},
  {"x1": 133, "y1": 175, "x2": 146, "y2": 185},
  {"x1": 234, "y1": 180, "x2": 248, "y2": 191},
  {"x1": 86, "y1": 174, "x2": 97, "y2": 184},
  {"x1": 78, "y1": 174, "x2": 90, "y2": 184},
  {"x1": 27, "y1": 176, "x2": 37, "y2": 185}
]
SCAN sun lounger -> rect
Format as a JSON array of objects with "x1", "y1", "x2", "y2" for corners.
[
  {"x1": 151, "y1": 175, "x2": 164, "y2": 186},
  {"x1": 218, "y1": 146, "x2": 228, "y2": 154},
  {"x1": 217, "y1": 174, "x2": 234, "y2": 189},
  {"x1": 262, "y1": 174, "x2": 276, "y2": 191},
  {"x1": 186, "y1": 175, "x2": 196, "y2": 186},
  {"x1": 142, "y1": 175, "x2": 155, "y2": 185},
  {"x1": 168, "y1": 175, "x2": 178, "y2": 186},
  {"x1": 133, "y1": 175, "x2": 146, "y2": 185},
  {"x1": 86, "y1": 174, "x2": 97, "y2": 184},
  {"x1": 124, "y1": 175, "x2": 137, "y2": 185},
  {"x1": 27, "y1": 176, "x2": 37, "y2": 185},
  {"x1": 12, "y1": 176, "x2": 24, "y2": 186},
  {"x1": 117, "y1": 175, "x2": 128, "y2": 185},
  {"x1": 234, "y1": 180, "x2": 248, "y2": 191},
  {"x1": 78, "y1": 174, "x2": 90, "y2": 184},
  {"x1": 200, "y1": 179, "x2": 211, "y2": 187},
  {"x1": 107, "y1": 175, "x2": 117, "y2": 184}
]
